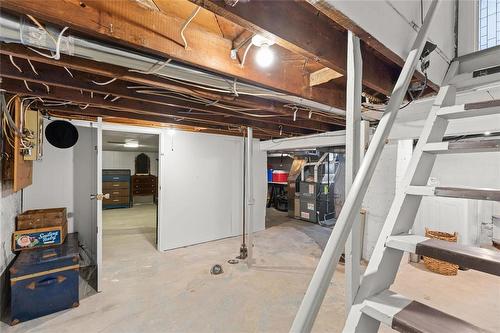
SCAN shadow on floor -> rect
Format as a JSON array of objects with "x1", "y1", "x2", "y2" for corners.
[{"x1": 265, "y1": 208, "x2": 332, "y2": 250}]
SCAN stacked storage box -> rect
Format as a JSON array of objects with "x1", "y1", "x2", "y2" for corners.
[
  {"x1": 9, "y1": 208, "x2": 79, "y2": 325},
  {"x1": 13, "y1": 208, "x2": 68, "y2": 251},
  {"x1": 9, "y1": 233, "x2": 79, "y2": 325}
]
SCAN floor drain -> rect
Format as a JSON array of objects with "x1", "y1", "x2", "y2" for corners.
[{"x1": 210, "y1": 264, "x2": 223, "y2": 275}]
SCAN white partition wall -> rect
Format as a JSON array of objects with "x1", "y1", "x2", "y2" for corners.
[{"x1": 158, "y1": 131, "x2": 266, "y2": 251}]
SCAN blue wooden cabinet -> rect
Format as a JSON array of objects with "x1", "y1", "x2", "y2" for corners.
[
  {"x1": 9, "y1": 233, "x2": 79, "y2": 325},
  {"x1": 103, "y1": 169, "x2": 131, "y2": 209}
]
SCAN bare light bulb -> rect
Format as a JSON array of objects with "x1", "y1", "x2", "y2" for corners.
[{"x1": 255, "y1": 44, "x2": 274, "y2": 68}]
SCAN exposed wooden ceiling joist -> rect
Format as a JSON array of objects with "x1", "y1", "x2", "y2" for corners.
[
  {"x1": 0, "y1": 0, "x2": 345, "y2": 109},
  {"x1": 0, "y1": 55, "x2": 340, "y2": 133},
  {"x1": 0, "y1": 43, "x2": 345, "y2": 127},
  {"x1": 305, "y1": 0, "x2": 440, "y2": 93},
  {"x1": 1, "y1": 77, "x2": 323, "y2": 137},
  {"x1": 189, "y1": 0, "x2": 404, "y2": 96},
  {"x1": 310, "y1": 68, "x2": 343, "y2": 87},
  {"x1": 46, "y1": 106, "x2": 272, "y2": 139}
]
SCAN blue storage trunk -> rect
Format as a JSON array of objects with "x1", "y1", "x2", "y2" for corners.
[{"x1": 9, "y1": 233, "x2": 79, "y2": 325}]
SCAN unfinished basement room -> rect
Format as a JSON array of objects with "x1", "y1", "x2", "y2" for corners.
[{"x1": 0, "y1": 0, "x2": 499, "y2": 332}]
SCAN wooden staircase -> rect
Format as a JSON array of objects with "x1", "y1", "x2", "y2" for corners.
[{"x1": 343, "y1": 46, "x2": 500, "y2": 333}]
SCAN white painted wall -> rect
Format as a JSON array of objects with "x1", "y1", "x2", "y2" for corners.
[
  {"x1": 322, "y1": 0, "x2": 455, "y2": 85},
  {"x1": 23, "y1": 119, "x2": 75, "y2": 232},
  {"x1": 159, "y1": 131, "x2": 266, "y2": 250},
  {"x1": 103, "y1": 151, "x2": 159, "y2": 176},
  {"x1": 361, "y1": 87, "x2": 500, "y2": 259},
  {"x1": 0, "y1": 185, "x2": 21, "y2": 275}
]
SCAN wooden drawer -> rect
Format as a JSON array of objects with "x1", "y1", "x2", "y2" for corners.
[
  {"x1": 103, "y1": 182, "x2": 129, "y2": 190},
  {"x1": 103, "y1": 196, "x2": 129, "y2": 205},
  {"x1": 105, "y1": 189, "x2": 129, "y2": 197},
  {"x1": 134, "y1": 184, "x2": 156, "y2": 189},
  {"x1": 133, "y1": 189, "x2": 156, "y2": 195}
]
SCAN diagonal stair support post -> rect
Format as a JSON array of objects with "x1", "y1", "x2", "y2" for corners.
[{"x1": 290, "y1": 1, "x2": 440, "y2": 331}]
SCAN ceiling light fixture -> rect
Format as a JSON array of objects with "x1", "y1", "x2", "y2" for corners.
[
  {"x1": 251, "y1": 35, "x2": 275, "y2": 68},
  {"x1": 124, "y1": 139, "x2": 139, "y2": 148}
]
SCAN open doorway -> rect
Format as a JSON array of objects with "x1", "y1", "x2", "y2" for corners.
[
  {"x1": 101, "y1": 130, "x2": 159, "y2": 250},
  {"x1": 265, "y1": 148, "x2": 346, "y2": 249}
]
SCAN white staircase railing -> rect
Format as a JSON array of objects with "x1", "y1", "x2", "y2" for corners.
[{"x1": 290, "y1": 1, "x2": 440, "y2": 331}]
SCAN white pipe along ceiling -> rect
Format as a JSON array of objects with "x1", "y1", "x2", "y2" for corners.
[{"x1": 0, "y1": 13, "x2": 346, "y2": 117}]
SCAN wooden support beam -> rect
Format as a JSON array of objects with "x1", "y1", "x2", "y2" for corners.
[
  {"x1": 310, "y1": 68, "x2": 343, "y2": 87},
  {"x1": 190, "y1": 0, "x2": 400, "y2": 95},
  {"x1": 0, "y1": 0, "x2": 344, "y2": 108},
  {"x1": 0, "y1": 55, "x2": 338, "y2": 132},
  {"x1": 306, "y1": 0, "x2": 439, "y2": 93},
  {"x1": 0, "y1": 43, "x2": 345, "y2": 126},
  {"x1": 0, "y1": 77, "x2": 312, "y2": 137}
]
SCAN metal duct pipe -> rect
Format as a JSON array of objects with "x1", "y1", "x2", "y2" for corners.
[{"x1": 0, "y1": 12, "x2": 346, "y2": 117}]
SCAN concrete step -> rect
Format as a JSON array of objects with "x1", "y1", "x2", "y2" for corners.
[
  {"x1": 386, "y1": 234, "x2": 500, "y2": 276},
  {"x1": 406, "y1": 186, "x2": 500, "y2": 201},
  {"x1": 361, "y1": 290, "x2": 491, "y2": 333},
  {"x1": 422, "y1": 140, "x2": 500, "y2": 154},
  {"x1": 437, "y1": 99, "x2": 500, "y2": 120}
]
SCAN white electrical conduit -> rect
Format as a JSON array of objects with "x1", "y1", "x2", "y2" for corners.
[
  {"x1": 0, "y1": 12, "x2": 346, "y2": 116},
  {"x1": 129, "y1": 58, "x2": 172, "y2": 74}
]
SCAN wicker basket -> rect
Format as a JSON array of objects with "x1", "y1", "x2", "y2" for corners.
[{"x1": 423, "y1": 228, "x2": 459, "y2": 276}]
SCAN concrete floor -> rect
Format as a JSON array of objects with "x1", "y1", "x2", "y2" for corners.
[{"x1": 2, "y1": 207, "x2": 498, "y2": 332}]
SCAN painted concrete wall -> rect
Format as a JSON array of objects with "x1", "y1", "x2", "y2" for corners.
[
  {"x1": 159, "y1": 131, "x2": 266, "y2": 250},
  {"x1": 361, "y1": 87, "x2": 500, "y2": 259},
  {"x1": 103, "y1": 151, "x2": 159, "y2": 176},
  {"x1": 0, "y1": 183, "x2": 21, "y2": 275},
  {"x1": 23, "y1": 119, "x2": 75, "y2": 232},
  {"x1": 325, "y1": 0, "x2": 455, "y2": 85}
]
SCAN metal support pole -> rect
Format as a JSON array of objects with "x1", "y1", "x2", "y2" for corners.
[
  {"x1": 344, "y1": 30, "x2": 363, "y2": 313},
  {"x1": 246, "y1": 127, "x2": 255, "y2": 267},
  {"x1": 290, "y1": 1, "x2": 439, "y2": 331}
]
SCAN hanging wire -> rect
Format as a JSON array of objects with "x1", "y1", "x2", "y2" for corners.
[
  {"x1": 180, "y1": 6, "x2": 201, "y2": 49},
  {"x1": 27, "y1": 59, "x2": 39, "y2": 75},
  {"x1": 91, "y1": 77, "x2": 117, "y2": 86},
  {"x1": 64, "y1": 67, "x2": 74, "y2": 78},
  {"x1": 9, "y1": 55, "x2": 23, "y2": 73}
]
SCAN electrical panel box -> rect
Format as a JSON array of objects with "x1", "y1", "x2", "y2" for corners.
[{"x1": 22, "y1": 109, "x2": 43, "y2": 160}]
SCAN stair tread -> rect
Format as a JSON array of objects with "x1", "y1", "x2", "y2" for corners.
[
  {"x1": 386, "y1": 234, "x2": 500, "y2": 276},
  {"x1": 437, "y1": 99, "x2": 500, "y2": 119},
  {"x1": 407, "y1": 186, "x2": 500, "y2": 201},
  {"x1": 423, "y1": 140, "x2": 500, "y2": 154},
  {"x1": 361, "y1": 290, "x2": 491, "y2": 333}
]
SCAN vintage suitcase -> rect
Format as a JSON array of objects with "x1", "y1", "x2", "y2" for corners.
[
  {"x1": 9, "y1": 233, "x2": 79, "y2": 325},
  {"x1": 16, "y1": 208, "x2": 67, "y2": 230},
  {"x1": 12, "y1": 221, "x2": 68, "y2": 251}
]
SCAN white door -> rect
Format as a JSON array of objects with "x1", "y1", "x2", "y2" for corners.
[{"x1": 73, "y1": 119, "x2": 102, "y2": 292}]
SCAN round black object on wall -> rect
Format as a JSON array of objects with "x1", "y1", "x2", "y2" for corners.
[{"x1": 45, "y1": 120, "x2": 79, "y2": 149}]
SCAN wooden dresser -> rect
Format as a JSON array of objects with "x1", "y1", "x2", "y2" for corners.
[
  {"x1": 102, "y1": 169, "x2": 131, "y2": 209},
  {"x1": 131, "y1": 175, "x2": 157, "y2": 201}
]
